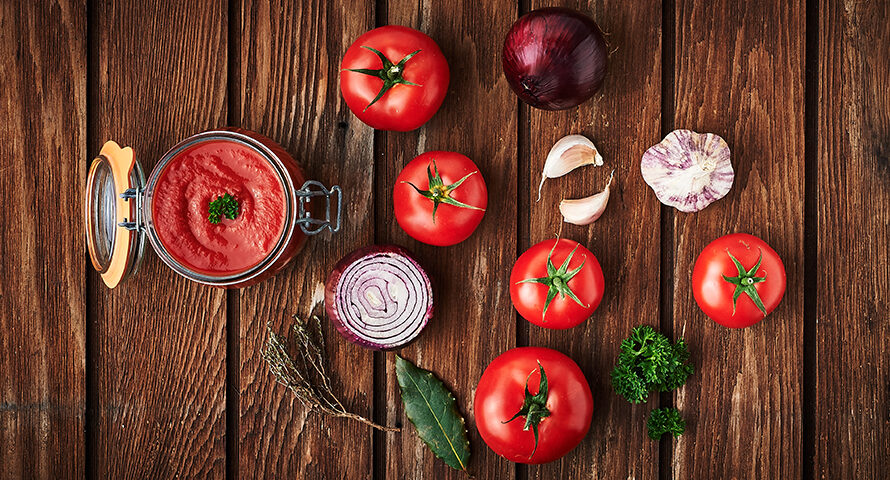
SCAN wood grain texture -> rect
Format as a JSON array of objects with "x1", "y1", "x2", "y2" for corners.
[
  {"x1": 815, "y1": 0, "x2": 890, "y2": 477},
  {"x1": 523, "y1": 1, "x2": 662, "y2": 479},
  {"x1": 0, "y1": 1, "x2": 86, "y2": 478},
  {"x1": 90, "y1": 1, "x2": 228, "y2": 477},
  {"x1": 378, "y1": 0, "x2": 518, "y2": 478},
  {"x1": 671, "y1": 1, "x2": 804, "y2": 478},
  {"x1": 234, "y1": 0, "x2": 377, "y2": 478},
  {"x1": 2, "y1": 1, "x2": 889, "y2": 478}
]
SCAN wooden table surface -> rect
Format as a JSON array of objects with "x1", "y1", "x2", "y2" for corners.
[{"x1": 2, "y1": 0, "x2": 888, "y2": 478}]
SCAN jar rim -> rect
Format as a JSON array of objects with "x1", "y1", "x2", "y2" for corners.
[{"x1": 142, "y1": 130, "x2": 298, "y2": 287}]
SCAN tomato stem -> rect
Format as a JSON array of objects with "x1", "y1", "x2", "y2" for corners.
[
  {"x1": 345, "y1": 46, "x2": 423, "y2": 111},
  {"x1": 502, "y1": 362, "x2": 551, "y2": 459},
  {"x1": 401, "y1": 159, "x2": 485, "y2": 223},
  {"x1": 516, "y1": 241, "x2": 590, "y2": 321},
  {"x1": 722, "y1": 250, "x2": 768, "y2": 316}
]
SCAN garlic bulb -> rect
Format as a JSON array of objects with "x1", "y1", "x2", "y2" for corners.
[
  {"x1": 640, "y1": 130, "x2": 733, "y2": 213},
  {"x1": 538, "y1": 134, "x2": 603, "y2": 201},
  {"x1": 559, "y1": 170, "x2": 615, "y2": 225}
]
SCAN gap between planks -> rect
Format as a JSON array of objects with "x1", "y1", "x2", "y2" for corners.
[
  {"x1": 226, "y1": 0, "x2": 242, "y2": 478},
  {"x1": 85, "y1": 0, "x2": 98, "y2": 478},
  {"x1": 658, "y1": 0, "x2": 676, "y2": 479},
  {"x1": 371, "y1": 2, "x2": 388, "y2": 480},
  {"x1": 514, "y1": 0, "x2": 530, "y2": 478},
  {"x1": 801, "y1": 0, "x2": 819, "y2": 477}
]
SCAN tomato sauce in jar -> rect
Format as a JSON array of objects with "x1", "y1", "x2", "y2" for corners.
[{"x1": 151, "y1": 139, "x2": 287, "y2": 276}]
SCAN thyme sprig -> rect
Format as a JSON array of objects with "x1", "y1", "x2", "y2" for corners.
[{"x1": 263, "y1": 315, "x2": 399, "y2": 432}]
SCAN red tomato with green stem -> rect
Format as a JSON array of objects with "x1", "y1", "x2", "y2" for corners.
[
  {"x1": 692, "y1": 233, "x2": 786, "y2": 328},
  {"x1": 474, "y1": 347, "x2": 593, "y2": 464},
  {"x1": 393, "y1": 151, "x2": 487, "y2": 246},
  {"x1": 510, "y1": 238, "x2": 604, "y2": 329},
  {"x1": 340, "y1": 26, "x2": 449, "y2": 131}
]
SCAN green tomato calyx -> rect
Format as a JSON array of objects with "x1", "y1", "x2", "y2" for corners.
[
  {"x1": 502, "y1": 362, "x2": 551, "y2": 459},
  {"x1": 722, "y1": 250, "x2": 768, "y2": 316},
  {"x1": 517, "y1": 241, "x2": 590, "y2": 321},
  {"x1": 346, "y1": 46, "x2": 422, "y2": 111},
  {"x1": 402, "y1": 160, "x2": 485, "y2": 223}
]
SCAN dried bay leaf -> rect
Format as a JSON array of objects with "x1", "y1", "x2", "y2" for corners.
[{"x1": 395, "y1": 355, "x2": 471, "y2": 472}]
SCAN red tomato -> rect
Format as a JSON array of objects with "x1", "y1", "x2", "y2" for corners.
[
  {"x1": 474, "y1": 347, "x2": 593, "y2": 464},
  {"x1": 510, "y1": 239, "x2": 604, "y2": 329},
  {"x1": 393, "y1": 151, "x2": 487, "y2": 246},
  {"x1": 340, "y1": 26, "x2": 449, "y2": 131},
  {"x1": 692, "y1": 233, "x2": 786, "y2": 328}
]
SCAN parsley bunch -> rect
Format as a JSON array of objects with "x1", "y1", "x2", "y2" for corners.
[
  {"x1": 611, "y1": 325, "x2": 693, "y2": 404},
  {"x1": 611, "y1": 325, "x2": 694, "y2": 441},
  {"x1": 208, "y1": 193, "x2": 240, "y2": 224}
]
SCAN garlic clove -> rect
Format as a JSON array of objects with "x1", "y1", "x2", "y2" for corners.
[
  {"x1": 640, "y1": 129, "x2": 733, "y2": 212},
  {"x1": 559, "y1": 170, "x2": 615, "y2": 225},
  {"x1": 538, "y1": 134, "x2": 604, "y2": 202}
]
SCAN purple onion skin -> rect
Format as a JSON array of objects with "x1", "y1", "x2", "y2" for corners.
[
  {"x1": 502, "y1": 7, "x2": 608, "y2": 110},
  {"x1": 324, "y1": 244, "x2": 434, "y2": 350}
]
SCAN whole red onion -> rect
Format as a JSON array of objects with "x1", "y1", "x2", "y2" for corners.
[{"x1": 502, "y1": 8, "x2": 608, "y2": 110}]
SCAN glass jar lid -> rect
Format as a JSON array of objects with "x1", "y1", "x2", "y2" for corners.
[{"x1": 84, "y1": 141, "x2": 146, "y2": 288}]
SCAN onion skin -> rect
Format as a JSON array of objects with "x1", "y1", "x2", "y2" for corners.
[
  {"x1": 325, "y1": 245, "x2": 433, "y2": 350},
  {"x1": 502, "y1": 7, "x2": 608, "y2": 110}
]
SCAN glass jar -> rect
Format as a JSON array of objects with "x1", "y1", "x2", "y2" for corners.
[{"x1": 85, "y1": 129, "x2": 341, "y2": 288}]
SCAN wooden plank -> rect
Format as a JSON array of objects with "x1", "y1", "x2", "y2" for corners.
[
  {"x1": 90, "y1": 1, "x2": 228, "y2": 477},
  {"x1": 0, "y1": 1, "x2": 86, "y2": 478},
  {"x1": 523, "y1": 1, "x2": 662, "y2": 479},
  {"x1": 378, "y1": 0, "x2": 518, "y2": 478},
  {"x1": 815, "y1": 0, "x2": 890, "y2": 477},
  {"x1": 234, "y1": 0, "x2": 377, "y2": 478},
  {"x1": 670, "y1": 1, "x2": 804, "y2": 478}
]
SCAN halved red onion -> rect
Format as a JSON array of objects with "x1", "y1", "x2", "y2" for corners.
[{"x1": 325, "y1": 245, "x2": 433, "y2": 350}]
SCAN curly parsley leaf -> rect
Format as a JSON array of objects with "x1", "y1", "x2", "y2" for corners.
[
  {"x1": 208, "y1": 193, "x2": 240, "y2": 224},
  {"x1": 647, "y1": 407, "x2": 686, "y2": 440},
  {"x1": 655, "y1": 339, "x2": 694, "y2": 392},
  {"x1": 610, "y1": 325, "x2": 694, "y2": 404}
]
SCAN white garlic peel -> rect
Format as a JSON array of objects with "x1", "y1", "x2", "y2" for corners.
[
  {"x1": 538, "y1": 134, "x2": 604, "y2": 202},
  {"x1": 640, "y1": 129, "x2": 734, "y2": 213},
  {"x1": 559, "y1": 169, "x2": 615, "y2": 225}
]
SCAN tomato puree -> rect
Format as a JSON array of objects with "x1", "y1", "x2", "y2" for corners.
[{"x1": 152, "y1": 139, "x2": 287, "y2": 276}]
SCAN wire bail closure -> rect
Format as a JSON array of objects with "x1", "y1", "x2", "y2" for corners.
[
  {"x1": 296, "y1": 181, "x2": 342, "y2": 235},
  {"x1": 118, "y1": 187, "x2": 144, "y2": 232},
  {"x1": 117, "y1": 182, "x2": 342, "y2": 236}
]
